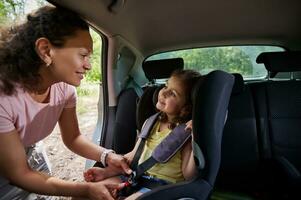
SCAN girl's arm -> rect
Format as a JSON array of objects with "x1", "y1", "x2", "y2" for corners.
[
  {"x1": 58, "y1": 107, "x2": 131, "y2": 174},
  {"x1": 181, "y1": 139, "x2": 198, "y2": 180},
  {"x1": 0, "y1": 130, "x2": 123, "y2": 199}
]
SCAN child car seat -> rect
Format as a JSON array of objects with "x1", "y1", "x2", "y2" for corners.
[{"x1": 135, "y1": 70, "x2": 234, "y2": 200}]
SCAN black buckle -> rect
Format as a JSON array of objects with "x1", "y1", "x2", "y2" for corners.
[
  {"x1": 126, "y1": 171, "x2": 137, "y2": 186},
  {"x1": 118, "y1": 172, "x2": 138, "y2": 197}
]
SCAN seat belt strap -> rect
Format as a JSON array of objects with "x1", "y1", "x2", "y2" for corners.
[
  {"x1": 130, "y1": 139, "x2": 146, "y2": 170},
  {"x1": 135, "y1": 157, "x2": 157, "y2": 179},
  {"x1": 133, "y1": 123, "x2": 192, "y2": 180},
  {"x1": 130, "y1": 113, "x2": 160, "y2": 169}
]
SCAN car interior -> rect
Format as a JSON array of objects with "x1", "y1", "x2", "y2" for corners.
[{"x1": 48, "y1": 0, "x2": 301, "y2": 199}]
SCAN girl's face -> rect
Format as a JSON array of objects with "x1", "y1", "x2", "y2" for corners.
[
  {"x1": 49, "y1": 29, "x2": 93, "y2": 86},
  {"x1": 156, "y1": 76, "x2": 187, "y2": 119}
]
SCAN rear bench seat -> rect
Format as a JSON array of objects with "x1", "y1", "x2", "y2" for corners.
[
  {"x1": 215, "y1": 51, "x2": 301, "y2": 199},
  {"x1": 112, "y1": 52, "x2": 300, "y2": 199}
]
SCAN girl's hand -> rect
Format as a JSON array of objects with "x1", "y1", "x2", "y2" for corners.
[
  {"x1": 87, "y1": 181, "x2": 125, "y2": 200},
  {"x1": 84, "y1": 167, "x2": 108, "y2": 182},
  {"x1": 185, "y1": 120, "x2": 193, "y2": 132},
  {"x1": 84, "y1": 166, "x2": 124, "y2": 182},
  {"x1": 106, "y1": 153, "x2": 132, "y2": 175}
]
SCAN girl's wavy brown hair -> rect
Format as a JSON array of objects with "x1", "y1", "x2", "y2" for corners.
[
  {"x1": 0, "y1": 6, "x2": 89, "y2": 95},
  {"x1": 159, "y1": 69, "x2": 203, "y2": 129}
]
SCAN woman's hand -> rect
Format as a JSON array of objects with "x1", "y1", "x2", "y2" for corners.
[
  {"x1": 106, "y1": 153, "x2": 132, "y2": 175},
  {"x1": 87, "y1": 181, "x2": 125, "y2": 200}
]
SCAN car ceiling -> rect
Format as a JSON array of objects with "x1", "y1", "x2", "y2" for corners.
[{"x1": 49, "y1": 0, "x2": 301, "y2": 57}]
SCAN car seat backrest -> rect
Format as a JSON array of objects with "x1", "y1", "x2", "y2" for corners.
[
  {"x1": 192, "y1": 70, "x2": 234, "y2": 185},
  {"x1": 256, "y1": 51, "x2": 301, "y2": 172},
  {"x1": 217, "y1": 73, "x2": 260, "y2": 190},
  {"x1": 265, "y1": 81, "x2": 301, "y2": 171},
  {"x1": 113, "y1": 88, "x2": 139, "y2": 154}
]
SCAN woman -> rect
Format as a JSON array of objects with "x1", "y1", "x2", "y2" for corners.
[{"x1": 0, "y1": 5, "x2": 130, "y2": 200}]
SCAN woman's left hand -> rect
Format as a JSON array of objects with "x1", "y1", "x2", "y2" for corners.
[{"x1": 106, "y1": 153, "x2": 132, "y2": 175}]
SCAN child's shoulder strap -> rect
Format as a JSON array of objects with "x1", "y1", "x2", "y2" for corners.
[
  {"x1": 131, "y1": 120, "x2": 192, "y2": 180},
  {"x1": 130, "y1": 112, "x2": 160, "y2": 169},
  {"x1": 138, "y1": 112, "x2": 160, "y2": 139}
]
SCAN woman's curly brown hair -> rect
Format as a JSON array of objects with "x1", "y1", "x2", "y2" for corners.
[
  {"x1": 0, "y1": 6, "x2": 89, "y2": 95},
  {"x1": 159, "y1": 69, "x2": 203, "y2": 129}
]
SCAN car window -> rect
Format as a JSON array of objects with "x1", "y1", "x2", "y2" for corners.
[{"x1": 146, "y1": 46, "x2": 284, "y2": 80}]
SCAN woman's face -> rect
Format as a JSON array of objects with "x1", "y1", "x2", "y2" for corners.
[
  {"x1": 49, "y1": 29, "x2": 93, "y2": 86},
  {"x1": 156, "y1": 76, "x2": 187, "y2": 119}
]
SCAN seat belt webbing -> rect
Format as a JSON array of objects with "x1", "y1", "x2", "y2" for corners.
[{"x1": 130, "y1": 113, "x2": 160, "y2": 169}]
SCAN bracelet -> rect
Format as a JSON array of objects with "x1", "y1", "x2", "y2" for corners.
[{"x1": 100, "y1": 149, "x2": 115, "y2": 167}]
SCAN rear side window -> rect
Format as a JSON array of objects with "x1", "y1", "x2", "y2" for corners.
[{"x1": 147, "y1": 46, "x2": 284, "y2": 80}]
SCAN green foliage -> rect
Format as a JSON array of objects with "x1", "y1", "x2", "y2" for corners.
[
  {"x1": 151, "y1": 47, "x2": 253, "y2": 75},
  {"x1": 0, "y1": 0, "x2": 26, "y2": 25},
  {"x1": 185, "y1": 47, "x2": 252, "y2": 75},
  {"x1": 85, "y1": 29, "x2": 102, "y2": 83},
  {"x1": 0, "y1": 0, "x2": 103, "y2": 84},
  {"x1": 76, "y1": 82, "x2": 99, "y2": 98}
]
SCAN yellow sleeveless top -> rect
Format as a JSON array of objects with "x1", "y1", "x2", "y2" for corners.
[{"x1": 138, "y1": 121, "x2": 184, "y2": 183}]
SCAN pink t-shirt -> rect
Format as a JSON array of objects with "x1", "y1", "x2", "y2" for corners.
[{"x1": 0, "y1": 82, "x2": 77, "y2": 147}]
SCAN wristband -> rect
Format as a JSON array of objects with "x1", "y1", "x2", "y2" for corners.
[{"x1": 100, "y1": 149, "x2": 115, "y2": 167}]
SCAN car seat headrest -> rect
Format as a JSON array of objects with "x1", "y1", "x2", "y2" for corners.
[
  {"x1": 256, "y1": 51, "x2": 301, "y2": 73},
  {"x1": 231, "y1": 73, "x2": 244, "y2": 95},
  {"x1": 143, "y1": 58, "x2": 184, "y2": 81},
  {"x1": 152, "y1": 85, "x2": 164, "y2": 107},
  {"x1": 136, "y1": 86, "x2": 158, "y2": 131},
  {"x1": 191, "y1": 75, "x2": 206, "y2": 104},
  {"x1": 136, "y1": 85, "x2": 165, "y2": 131}
]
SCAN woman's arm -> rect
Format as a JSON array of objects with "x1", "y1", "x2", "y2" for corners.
[
  {"x1": 181, "y1": 139, "x2": 198, "y2": 180},
  {"x1": 58, "y1": 107, "x2": 131, "y2": 174},
  {"x1": 58, "y1": 107, "x2": 104, "y2": 161},
  {"x1": 0, "y1": 130, "x2": 123, "y2": 199},
  {"x1": 84, "y1": 139, "x2": 142, "y2": 182}
]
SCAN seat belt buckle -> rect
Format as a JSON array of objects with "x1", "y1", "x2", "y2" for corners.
[
  {"x1": 118, "y1": 171, "x2": 138, "y2": 197},
  {"x1": 125, "y1": 171, "x2": 137, "y2": 186}
]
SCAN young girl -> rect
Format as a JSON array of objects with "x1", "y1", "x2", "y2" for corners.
[{"x1": 84, "y1": 69, "x2": 201, "y2": 199}]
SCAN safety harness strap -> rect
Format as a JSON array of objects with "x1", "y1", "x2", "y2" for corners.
[
  {"x1": 131, "y1": 113, "x2": 192, "y2": 181},
  {"x1": 130, "y1": 139, "x2": 146, "y2": 170},
  {"x1": 130, "y1": 113, "x2": 160, "y2": 169},
  {"x1": 135, "y1": 157, "x2": 157, "y2": 179}
]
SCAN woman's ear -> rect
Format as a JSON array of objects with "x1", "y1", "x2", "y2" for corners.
[{"x1": 35, "y1": 37, "x2": 52, "y2": 66}]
